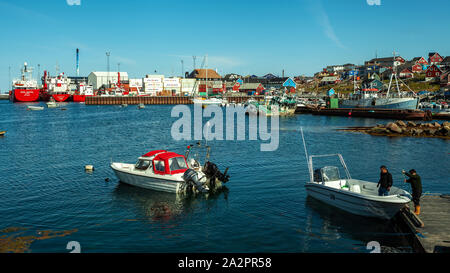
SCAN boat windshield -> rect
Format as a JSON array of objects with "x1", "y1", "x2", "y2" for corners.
[
  {"x1": 135, "y1": 159, "x2": 151, "y2": 170},
  {"x1": 321, "y1": 166, "x2": 341, "y2": 182},
  {"x1": 154, "y1": 160, "x2": 165, "y2": 172},
  {"x1": 169, "y1": 157, "x2": 188, "y2": 171}
]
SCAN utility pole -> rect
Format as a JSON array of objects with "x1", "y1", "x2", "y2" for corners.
[
  {"x1": 106, "y1": 52, "x2": 111, "y2": 88},
  {"x1": 181, "y1": 59, "x2": 184, "y2": 78},
  {"x1": 193, "y1": 56, "x2": 196, "y2": 70},
  {"x1": 37, "y1": 64, "x2": 41, "y2": 88}
]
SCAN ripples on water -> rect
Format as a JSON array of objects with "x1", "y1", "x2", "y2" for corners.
[{"x1": 0, "y1": 101, "x2": 448, "y2": 252}]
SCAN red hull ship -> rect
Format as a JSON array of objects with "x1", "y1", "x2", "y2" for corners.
[
  {"x1": 72, "y1": 82, "x2": 94, "y2": 102},
  {"x1": 41, "y1": 70, "x2": 72, "y2": 102},
  {"x1": 11, "y1": 88, "x2": 40, "y2": 102},
  {"x1": 52, "y1": 93, "x2": 71, "y2": 102},
  {"x1": 10, "y1": 62, "x2": 40, "y2": 103}
]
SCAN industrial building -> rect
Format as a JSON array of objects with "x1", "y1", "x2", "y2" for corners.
[{"x1": 88, "y1": 71, "x2": 129, "y2": 90}]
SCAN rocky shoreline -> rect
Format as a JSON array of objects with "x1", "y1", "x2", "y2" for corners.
[{"x1": 338, "y1": 121, "x2": 450, "y2": 139}]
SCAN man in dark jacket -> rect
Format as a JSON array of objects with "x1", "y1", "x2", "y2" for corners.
[
  {"x1": 377, "y1": 165, "x2": 393, "y2": 196},
  {"x1": 403, "y1": 169, "x2": 422, "y2": 215}
]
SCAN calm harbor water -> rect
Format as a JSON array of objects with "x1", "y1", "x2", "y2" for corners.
[{"x1": 0, "y1": 101, "x2": 448, "y2": 253}]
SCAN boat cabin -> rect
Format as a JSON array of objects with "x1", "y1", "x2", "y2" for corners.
[{"x1": 135, "y1": 150, "x2": 188, "y2": 175}]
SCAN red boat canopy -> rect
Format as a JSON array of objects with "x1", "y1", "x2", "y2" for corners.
[
  {"x1": 142, "y1": 150, "x2": 167, "y2": 158},
  {"x1": 152, "y1": 151, "x2": 188, "y2": 175}
]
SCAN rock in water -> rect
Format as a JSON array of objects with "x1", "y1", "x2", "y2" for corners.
[
  {"x1": 407, "y1": 121, "x2": 416, "y2": 127},
  {"x1": 387, "y1": 122, "x2": 402, "y2": 134},
  {"x1": 395, "y1": 120, "x2": 407, "y2": 127}
]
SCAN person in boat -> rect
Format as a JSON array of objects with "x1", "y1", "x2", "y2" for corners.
[
  {"x1": 377, "y1": 165, "x2": 393, "y2": 196},
  {"x1": 403, "y1": 169, "x2": 422, "y2": 215}
]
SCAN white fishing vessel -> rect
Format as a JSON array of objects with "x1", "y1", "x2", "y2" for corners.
[
  {"x1": 193, "y1": 97, "x2": 223, "y2": 105},
  {"x1": 27, "y1": 105, "x2": 44, "y2": 111},
  {"x1": 111, "y1": 144, "x2": 230, "y2": 194},
  {"x1": 301, "y1": 129, "x2": 411, "y2": 219},
  {"x1": 192, "y1": 54, "x2": 226, "y2": 106},
  {"x1": 341, "y1": 52, "x2": 419, "y2": 110}
]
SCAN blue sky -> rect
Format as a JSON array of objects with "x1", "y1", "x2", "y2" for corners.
[{"x1": 1, "y1": 0, "x2": 449, "y2": 91}]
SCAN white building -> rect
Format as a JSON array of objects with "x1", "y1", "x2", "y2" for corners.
[
  {"x1": 143, "y1": 74, "x2": 164, "y2": 95},
  {"x1": 88, "y1": 71, "x2": 129, "y2": 90},
  {"x1": 181, "y1": 79, "x2": 197, "y2": 95}
]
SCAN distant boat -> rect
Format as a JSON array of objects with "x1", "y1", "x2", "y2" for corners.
[
  {"x1": 193, "y1": 97, "x2": 224, "y2": 105},
  {"x1": 0, "y1": 131, "x2": 6, "y2": 136},
  {"x1": 138, "y1": 103, "x2": 145, "y2": 109},
  {"x1": 46, "y1": 101, "x2": 59, "y2": 108},
  {"x1": 340, "y1": 53, "x2": 419, "y2": 110},
  {"x1": 27, "y1": 106, "x2": 44, "y2": 111}
]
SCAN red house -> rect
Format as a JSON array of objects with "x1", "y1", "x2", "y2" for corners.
[
  {"x1": 412, "y1": 63, "x2": 423, "y2": 73},
  {"x1": 399, "y1": 68, "x2": 413, "y2": 79},
  {"x1": 415, "y1": 57, "x2": 429, "y2": 66},
  {"x1": 425, "y1": 64, "x2": 443, "y2": 81},
  {"x1": 428, "y1": 52, "x2": 444, "y2": 65}
]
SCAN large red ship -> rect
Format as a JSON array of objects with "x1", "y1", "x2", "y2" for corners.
[
  {"x1": 10, "y1": 62, "x2": 40, "y2": 102},
  {"x1": 40, "y1": 71, "x2": 72, "y2": 102},
  {"x1": 73, "y1": 82, "x2": 94, "y2": 102}
]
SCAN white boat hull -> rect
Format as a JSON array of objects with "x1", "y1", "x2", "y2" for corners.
[
  {"x1": 111, "y1": 163, "x2": 181, "y2": 193},
  {"x1": 305, "y1": 181, "x2": 410, "y2": 219},
  {"x1": 193, "y1": 98, "x2": 223, "y2": 105}
]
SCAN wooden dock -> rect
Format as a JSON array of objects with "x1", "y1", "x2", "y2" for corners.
[
  {"x1": 85, "y1": 96, "x2": 263, "y2": 105},
  {"x1": 398, "y1": 194, "x2": 450, "y2": 253}
]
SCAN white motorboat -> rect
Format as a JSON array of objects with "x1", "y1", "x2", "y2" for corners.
[
  {"x1": 193, "y1": 97, "x2": 224, "y2": 105},
  {"x1": 138, "y1": 103, "x2": 145, "y2": 109},
  {"x1": 27, "y1": 105, "x2": 44, "y2": 111},
  {"x1": 111, "y1": 144, "x2": 229, "y2": 194},
  {"x1": 46, "y1": 101, "x2": 59, "y2": 108},
  {"x1": 301, "y1": 129, "x2": 411, "y2": 219}
]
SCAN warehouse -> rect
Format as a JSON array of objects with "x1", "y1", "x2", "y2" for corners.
[{"x1": 88, "y1": 71, "x2": 129, "y2": 90}]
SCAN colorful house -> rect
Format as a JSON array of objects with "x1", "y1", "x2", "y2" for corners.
[
  {"x1": 399, "y1": 68, "x2": 414, "y2": 79},
  {"x1": 428, "y1": 52, "x2": 444, "y2": 66},
  {"x1": 238, "y1": 83, "x2": 265, "y2": 94},
  {"x1": 425, "y1": 64, "x2": 443, "y2": 81}
]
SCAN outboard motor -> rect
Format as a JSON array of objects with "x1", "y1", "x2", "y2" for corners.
[
  {"x1": 182, "y1": 169, "x2": 209, "y2": 193},
  {"x1": 203, "y1": 161, "x2": 230, "y2": 188}
]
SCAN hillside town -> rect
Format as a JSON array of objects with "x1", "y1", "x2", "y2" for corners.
[{"x1": 80, "y1": 51, "x2": 450, "y2": 98}]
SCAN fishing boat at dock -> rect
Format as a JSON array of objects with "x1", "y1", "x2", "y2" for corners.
[
  {"x1": 340, "y1": 53, "x2": 419, "y2": 110},
  {"x1": 301, "y1": 129, "x2": 411, "y2": 219},
  {"x1": 73, "y1": 82, "x2": 94, "y2": 102},
  {"x1": 110, "y1": 144, "x2": 230, "y2": 194},
  {"x1": 41, "y1": 71, "x2": 72, "y2": 102}
]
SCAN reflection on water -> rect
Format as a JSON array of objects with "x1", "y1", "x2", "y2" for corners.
[
  {"x1": 304, "y1": 197, "x2": 413, "y2": 253},
  {"x1": 111, "y1": 183, "x2": 229, "y2": 223}
]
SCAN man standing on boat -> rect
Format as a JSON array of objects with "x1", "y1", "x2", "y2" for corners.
[
  {"x1": 403, "y1": 169, "x2": 422, "y2": 215},
  {"x1": 377, "y1": 166, "x2": 393, "y2": 196}
]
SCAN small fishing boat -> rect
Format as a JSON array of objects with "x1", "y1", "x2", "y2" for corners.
[
  {"x1": 27, "y1": 106, "x2": 44, "y2": 111},
  {"x1": 301, "y1": 129, "x2": 411, "y2": 219},
  {"x1": 121, "y1": 103, "x2": 128, "y2": 107},
  {"x1": 138, "y1": 103, "x2": 145, "y2": 109},
  {"x1": 46, "y1": 101, "x2": 59, "y2": 108},
  {"x1": 110, "y1": 143, "x2": 230, "y2": 194},
  {"x1": 0, "y1": 131, "x2": 5, "y2": 136}
]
